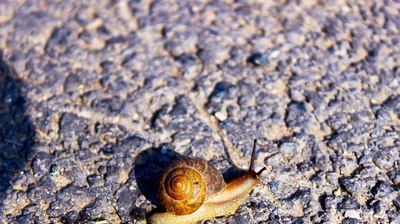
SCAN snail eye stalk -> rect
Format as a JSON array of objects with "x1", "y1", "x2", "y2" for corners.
[
  {"x1": 249, "y1": 139, "x2": 257, "y2": 171},
  {"x1": 249, "y1": 139, "x2": 266, "y2": 175}
]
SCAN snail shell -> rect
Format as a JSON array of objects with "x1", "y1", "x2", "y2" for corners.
[
  {"x1": 150, "y1": 139, "x2": 266, "y2": 224},
  {"x1": 158, "y1": 157, "x2": 226, "y2": 215}
]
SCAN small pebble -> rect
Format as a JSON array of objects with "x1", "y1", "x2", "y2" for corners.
[{"x1": 215, "y1": 111, "x2": 228, "y2": 121}]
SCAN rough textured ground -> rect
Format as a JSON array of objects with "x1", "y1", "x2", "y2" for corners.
[{"x1": 0, "y1": 0, "x2": 399, "y2": 223}]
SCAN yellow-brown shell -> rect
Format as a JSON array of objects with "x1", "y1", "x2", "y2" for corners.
[{"x1": 158, "y1": 157, "x2": 226, "y2": 215}]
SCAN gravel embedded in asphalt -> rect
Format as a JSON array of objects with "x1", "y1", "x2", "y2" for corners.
[{"x1": 0, "y1": 1, "x2": 399, "y2": 223}]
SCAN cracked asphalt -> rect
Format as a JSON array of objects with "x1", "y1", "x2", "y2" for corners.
[{"x1": 0, "y1": 0, "x2": 399, "y2": 223}]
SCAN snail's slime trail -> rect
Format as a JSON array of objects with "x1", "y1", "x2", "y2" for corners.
[{"x1": 188, "y1": 92, "x2": 243, "y2": 168}]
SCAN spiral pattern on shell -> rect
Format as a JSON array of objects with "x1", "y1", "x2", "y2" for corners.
[
  {"x1": 165, "y1": 171, "x2": 193, "y2": 200},
  {"x1": 158, "y1": 167, "x2": 206, "y2": 215}
]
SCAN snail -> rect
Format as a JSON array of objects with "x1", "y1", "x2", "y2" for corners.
[{"x1": 149, "y1": 139, "x2": 266, "y2": 224}]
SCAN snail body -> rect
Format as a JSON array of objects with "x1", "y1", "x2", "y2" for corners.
[{"x1": 149, "y1": 139, "x2": 265, "y2": 224}]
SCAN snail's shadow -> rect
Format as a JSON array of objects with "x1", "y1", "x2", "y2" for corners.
[
  {"x1": 0, "y1": 52, "x2": 35, "y2": 205},
  {"x1": 221, "y1": 166, "x2": 247, "y2": 183}
]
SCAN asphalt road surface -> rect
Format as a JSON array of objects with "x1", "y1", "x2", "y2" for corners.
[{"x1": 0, "y1": 1, "x2": 399, "y2": 223}]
